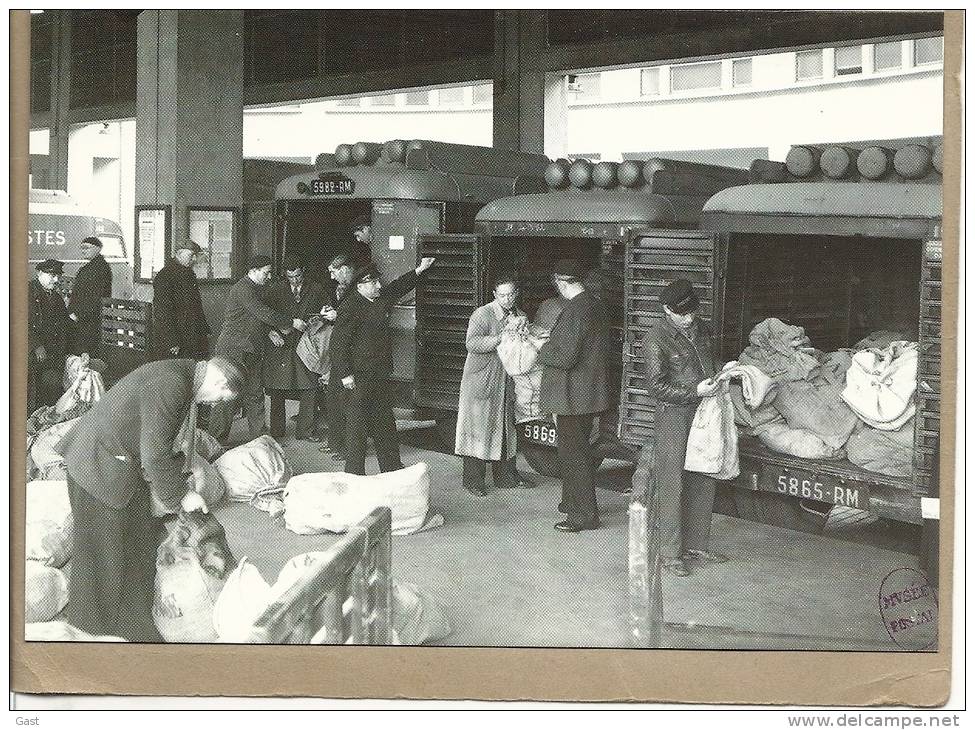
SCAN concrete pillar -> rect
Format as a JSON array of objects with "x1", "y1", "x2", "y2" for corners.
[
  {"x1": 135, "y1": 9, "x2": 243, "y2": 266},
  {"x1": 492, "y1": 10, "x2": 548, "y2": 154},
  {"x1": 48, "y1": 10, "x2": 72, "y2": 191}
]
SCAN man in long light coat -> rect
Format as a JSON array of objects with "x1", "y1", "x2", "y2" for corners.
[{"x1": 454, "y1": 274, "x2": 534, "y2": 496}]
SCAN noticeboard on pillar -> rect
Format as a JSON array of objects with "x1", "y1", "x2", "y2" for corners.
[
  {"x1": 134, "y1": 205, "x2": 171, "y2": 283},
  {"x1": 188, "y1": 206, "x2": 238, "y2": 282}
]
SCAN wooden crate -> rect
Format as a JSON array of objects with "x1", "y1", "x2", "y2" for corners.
[
  {"x1": 246, "y1": 506, "x2": 393, "y2": 645},
  {"x1": 100, "y1": 297, "x2": 152, "y2": 386}
]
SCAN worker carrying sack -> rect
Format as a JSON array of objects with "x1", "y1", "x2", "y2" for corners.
[
  {"x1": 152, "y1": 510, "x2": 237, "y2": 643},
  {"x1": 214, "y1": 435, "x2": 292, "y2": 502},
  {"x1": 26, "y1": 480, "x2": 73, "y2": 568},
  {"x1": 25, "y1": 561, "x2": 69, "y2": 623},
  {"x1": 296, "y1": 318, "x2": 332, "y2": 378},
  {"x1": 283, "y1": 463, "x2": 440, "y2": 536},
  {"x1": 842, "y1": 341, "x2": 918, "y2": 431}
]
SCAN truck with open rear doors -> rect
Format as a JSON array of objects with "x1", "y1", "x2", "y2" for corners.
[
  {"x1": 414, "y1": 157, "x2": 749, "y2": 474},
  {"x1": 274, "y1": 140, "x2": 549, "y2": 423}
]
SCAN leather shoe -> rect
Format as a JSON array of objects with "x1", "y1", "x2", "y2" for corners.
[
  {"x1": 662, "y1": 558, "x2": 690, "y2": 577},
  {"x1": 554, "y1": 519, "x2": 599, "y2": 533},
  {"x1": 683, "y1": 549, "x2": 729, "y2": 565}
]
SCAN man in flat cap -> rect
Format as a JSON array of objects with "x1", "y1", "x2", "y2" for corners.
[
  {"x1": 208, "y1": 255, "x2": 297, "y2": 444},
  {"x1": 57, "y1": 356, "x2": 243, "y2": 641},
  {"x1": 151, "y1": 240, "x2": 210, "y2": 361},
  {"x1": 536, "y1": 258, "x2": 610, "y2": 532},
  {"x1": 28, "y1": 259, "x2": 70, "y2": 412},
  {"x1": 639, "y1": 277, "x2": 727, "y2": 576},
  {"x1": 330, "y1": 255, "x2": 435, "y2": 475},
  {"x1": 349, "y1": 215, "x2": 372, "y2": 264},
  {"x1": 68, "y1": 236, "x2": 112, "y2": 357}
]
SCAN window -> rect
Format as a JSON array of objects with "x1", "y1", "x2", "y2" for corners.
[
  {"x1": 914, "y1": 37, "x2": 943, "y2": 66},
  {"x1": 874, "y1": 41, "x2": 903, "y2": 71},
  {"x1": 671, "y1": 61, "x2": 721, "y2": 92},
  {"x1": 732, "y1": 58, "x2": 752, "y2": 87},
  {"x1": 472, "y1": 83, "x2": 493, "y2": 106},
  {"x1": 370, "y1": 94, "x2": 396, "y2": 107},
  {"x1": 405, "y1": 90, "x2": 430, "y2": 106},
  {"x1": 640, "y1": 67, "x2": 661, "y2": 96},
  {"x1": 835, "y1": 45, "x2": 863, "y2": 76},
  {"x1": 437, "y1": 87, "x2": 465, "y2": 106},
  {"x1": 796, "y1": 50, "x2": 824, "y2": 80},
  {"x1": 336, "y1": 98, "x2": 361, "y2": 107},
  {"x1": 569, "y1": 73, "x2": 602, "y2": 99}
]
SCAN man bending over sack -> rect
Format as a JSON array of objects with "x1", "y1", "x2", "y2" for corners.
[
  {"x1": 57, "y1": 357, "x2": 243, "y2": 641},
  {"x1": 639, "y1": 278, "x2": 729, "y2": 577}
]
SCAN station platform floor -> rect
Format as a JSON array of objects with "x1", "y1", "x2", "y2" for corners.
[{"x1": 213, "y1": 415, "x2": 924, "y2": 652}]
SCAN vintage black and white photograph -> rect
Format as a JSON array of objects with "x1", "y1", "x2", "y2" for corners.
[{"x1": 18, "y1": 8, "x2": 951, "y2": 668}]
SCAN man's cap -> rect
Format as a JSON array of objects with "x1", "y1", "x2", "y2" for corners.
[
  {"x1": 175, "y1": 240, "x2": 203, "y2": 254},
  {"x1": 282, "y1": 253, "x2": 304, "y2": 272},
  {"x1": 328, "y1": 252, "x2": 352, "y2": 270},
  {"x1": 207, "y1": 356, "x2": 246, "y2": 394},
  {"x1": 353, "y1": 261, "x2": 381, "y2": 285},
  {"x1": 36, "y1": 259, "x2": 64, "y2": 274},
  {"x1": 349, "y1": 215, "x2": 370, "y2": 232},
  {"x1": 659, "y1": 278, "x2": 699, "y2": 315},
  {"x1": 551, "y1": 258, "x2": 584, "y2": 281},
  {"x1": 80, "y1": 236, "x2": 103, "y2": 248},
  {"x1": 247, "y1": 254, "x2": 273, "y2": 271}
]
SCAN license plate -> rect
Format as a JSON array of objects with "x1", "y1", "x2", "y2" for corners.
[
  {"x1": 520, "y1": 420, "x2": 557, "y2": 447},
  {"x1": 309, "y1": 175, "x2": 355, "y2": 195},
  {"x1": 760, "y1": 465, "x2": 869, "y2": 509}
]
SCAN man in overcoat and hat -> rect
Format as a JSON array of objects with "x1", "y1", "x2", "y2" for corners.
[
  {"x1": 67, "y1": 236, "x2": 112, "y2": 357},
  {"x1": 150, "y1": 240, "x2": 210, "y2": 361},
  {"x1": 28, "y1": 258, "x2": 70, "y2": 411}
]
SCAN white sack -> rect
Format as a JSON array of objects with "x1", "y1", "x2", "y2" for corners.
[
  {"x1": 212, "y1": 558, "x2": 273, "y2": 643},
  {"x1": 842, "y1": 341, "x2": 918, "y2": 430},
  {"x1": 26, "y1": 480, "x2": 73, "y2": 568},
  {"x1": 214, "y1": 435, "x2": 292, "y2": 502},
  {"x1": 25, "y1": 561, "x2": 69, "y2": 623},
  {"x1": 754, "y1": 419, "x2": 844, "y2": 460},
  {"x1": 284, "y1": 463, "x2": 432, "y2": 536},
  {"x1": 56, "y1": 354, "x2": 106, "y2": 414},
  {"x1": 25, "y1": 620, "x2": 127, "y2": 642}
]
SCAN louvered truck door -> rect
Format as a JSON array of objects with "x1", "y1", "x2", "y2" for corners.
[
  {"x1": 414, "y1": 233, "x2": 487, "y2": 411},
  {"x1": 914, "y1": 240, "x2": 942, "y2": 496},
  {"x1": 619, "y1": 230, "x2": 724, "y2": 449}
]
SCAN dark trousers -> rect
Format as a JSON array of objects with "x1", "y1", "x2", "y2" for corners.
[
  {"x1": 66, "y1": 475, "x2": 165, "y2": 642},
  {"x1": 343, "y1": 378, "x2": 403, "y2": 475},
  {"x1": 28, "y1": 356, "x2": 66, "y2": 413},
  {"x1": 653, "y1": 402, "x2": 717, "y2": 559},
  {"x1": 463, "y1": 456, "x2": 518, "y2": 490},
  {"x1": 208, "y1": 351, "x2": 265, "y2": 444},
  {"x1": 323, "y1": 376, "x2": 346, "y2": 449},
  {"x1": 269, "y1": 389, "x2": 316, "y2": 438},
  {"x1": 556, "y1": 413, "x2": 599, "y2": 524}
]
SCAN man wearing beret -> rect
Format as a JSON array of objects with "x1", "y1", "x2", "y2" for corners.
[
  {"x1": 67, "y1": 236, "x2": 112, "y2": 357},
  {"x1": 641, "y1": 278, "x2": 728, "y2": 576},
  {"x1": 150, "y1": 240, "x2": 210, "y2": 361},
  {"x1": 208, "y1": 255, "x2": 297, "y2": 444},
  {"x1": 536, "y1": 258, "x2": 610, "y2": 533},
  {"x1": 28, "y1": 259, "x2": 70, "y2": 412},
  {"x1": 330, "y1": 256, "x2": 435, "y2": 475}
]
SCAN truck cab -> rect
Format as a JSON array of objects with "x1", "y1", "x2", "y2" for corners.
[
  {"x1": 691, "y1": 141, "x2": 943, "y2": 543},
  {"x1": 414, "y1": 157, "x2": 749, "y2": 473},
  {"x1": 274, "y1": 140, "x2": 549, "y2": 409}
]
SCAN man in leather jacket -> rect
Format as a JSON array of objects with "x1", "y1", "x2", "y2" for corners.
[{"x1": 641, "y1": 278, "x2": 729, "y2": 577}]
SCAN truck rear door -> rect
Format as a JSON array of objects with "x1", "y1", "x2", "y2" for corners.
[
  {"x1": 619, "y1": 229, "x2": 724, "y2": 450},
  {"x1": 414, "y1": 233, "x2": 487, "y2": 411},
  {"x1": 915, "y1": 239, "x2": 942, "y2": 496}
]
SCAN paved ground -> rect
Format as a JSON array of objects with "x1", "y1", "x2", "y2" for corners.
[{"x1": 213, "y1": 411, "x2": 924, "y2": 651}]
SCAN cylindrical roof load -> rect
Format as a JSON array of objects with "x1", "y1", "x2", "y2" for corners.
[
  {"x1": 404, "y1": 140, "x2": 549, "y2": 178},
  {"x1": 544, "y1": 160, "x2": 571, "y2": 189},
  {"x1": 932, "y1": 143, "x2": 943, "y2": 174},
  {"x1": 334, "y1": 144, "x2": 354, "y2": 166},
  {"x1": 749, "y1": 159, "x2": 790, "y2": 184},
  {"x1": 568, "y1": 159, "x2": 594, "y2": 189},
  {"x1": 592, "y1": 161, "x2": 619, "y2": 189},
  {"x1": 856, "y1": 146, "x2": 895, "y2": 180},
  {"x1": 618, "y1": 160, "x2": 644, "y2": 187},
  {"x1": 785, "y1": 145, "x2": 822, "y2": 178},
  {"x1": 315, "y1": 152, "x2": 338, "y2": 170},
  {"x1": 352, "y1": 142, "x2": 383, "y2": 166},
  {"x1": 893, "y1": 145, "x2": 933, "y2": 180},
  {"x1": 383, "y1": 139, "x2": 408, "y2": 164},
  {"x1": 819, "y1": 145, "x2": 860, "y2": 179}
]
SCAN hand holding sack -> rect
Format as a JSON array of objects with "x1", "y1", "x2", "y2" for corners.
[{"x1": 296, "y1": 317, "x2": 332, "y2": 378}]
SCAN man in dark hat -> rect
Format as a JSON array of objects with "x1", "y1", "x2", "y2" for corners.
[
  {"x1": 349, "y1": 215, "x2": 372, "y2": 263},
  {"x1": 150, "y1": 240, "x2": 210, "y2": 361},
  {"x1": 28, "y1": 259, "x2": 70, "y2": 411},
  {"x1": 67, "y1": 236, "x2": 112, "y2": 357},
  {"x1": 263, "y1": 254, "x2": 326, "y2": 441},
  {"x1": 638, "y1": 277, "x2": 727, "y2": 576},
  {"x1": 329, "y1": 255, "x2": 435, "y2": 475},
  {"x1": 536, "y1": 258, "x2": 610, "y2": 533},
  {"x1": 208, "y1": 255, "x2": 297, "y2": 444}
]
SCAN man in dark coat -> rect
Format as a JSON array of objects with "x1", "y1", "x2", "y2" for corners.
[
  {"x1": 639, "y1": 278, "x2": 727, "y2": 577},
  {"x1": 67, "y1": 236, "x2": 112, "y2": 356},
  {"x1": 28, "y1": 259, "x2": 70, "y2": 412},
  {"x1": 316, "y1": 252, "x2": 357, "y2": 455},
  {"x1": 208, "y1": 255, "x2": 297, "y2": 444},
  {"x1": 263, "y1": 255, "x2": 326, "y2": 440},
  {"x1": 330, "y1": 256, "x2": 435, "y2": 475},
  {"x1": 150, "y1": 240, "x2": 210, "y2": 360},
  {"x1": 536, "y1": 259, "x2": 610, "y2": 533},
  {"x1": 56, "y1": 357, "x2": 243, "y2": 641}
]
